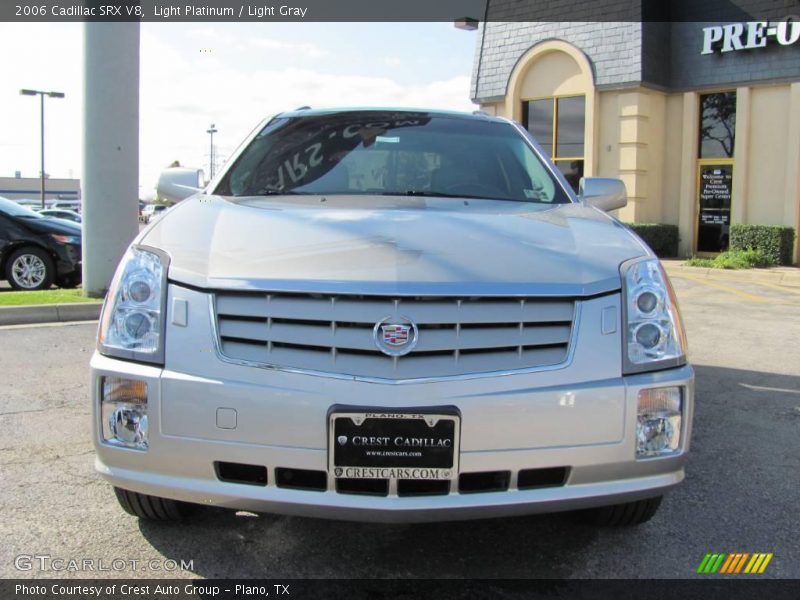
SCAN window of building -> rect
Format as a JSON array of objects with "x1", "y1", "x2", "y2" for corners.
[
  {"x1": 699, "y1": 92, "x2": 736, "y2": 158},
  {"x1": 522, "y1": 95, "x2": 585, "y2": 192}
]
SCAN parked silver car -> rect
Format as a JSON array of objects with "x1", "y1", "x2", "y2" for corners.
[{"x1": 92, "y1": 109, "x2": 693, "y2": 525}]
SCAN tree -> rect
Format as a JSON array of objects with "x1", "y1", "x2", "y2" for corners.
[{"x1": 700, "y1": 93, "x2": 736, "y2": 157}]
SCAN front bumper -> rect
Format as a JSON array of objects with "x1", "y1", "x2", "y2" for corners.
[
  {"x1": 92, "y1": 285, "x2": 694, "y2": 522},
  {"x1": 51, "y1": 242, "x2": 82, "y2": 281}
]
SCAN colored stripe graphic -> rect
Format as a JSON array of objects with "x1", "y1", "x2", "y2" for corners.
[
  {"x1": 701, "y1": 554, "x2": 726, "y2": 573},
  {"x1": 758, "y1": 554, "x2": 773, "y2": 573},
  {"x1": 719, "y1": 554, "x2": 736, "y2": 574},
  {"x1": 697, "y1": 553, "x2": 713, "y2": 573},
  {"x1": 700, "y1": 552, "x2": 773, "y2": 574},
  {"x1": 733, "y1": 553, "x2": 750, "y2": 573}
]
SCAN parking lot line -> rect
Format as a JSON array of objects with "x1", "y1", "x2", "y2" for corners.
[
  {"x1": 670, "y1": 274, "x2": 773, "y2": 303},
  {"x1": 750, "y1": 280, "x2": 800, "y2": 296}
]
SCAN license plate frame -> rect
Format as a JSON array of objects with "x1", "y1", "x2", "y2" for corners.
[{"x1": 328, "y1": 408, "x2": 460, "y2": 481}]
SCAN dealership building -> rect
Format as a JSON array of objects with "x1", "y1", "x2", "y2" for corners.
[
  {"x1": 0, "y1": 175, "x2": 81, "y2": 205},
  {"x1": 469, "y1": 6, "x2": 799, "y2": 261}
]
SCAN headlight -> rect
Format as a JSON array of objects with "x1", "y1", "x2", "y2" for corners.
[
  {"x1": 621, "y1": 257, "x2": 687, "y2": 374},
  {"x1": 98, "y1": 246, "x2": 168, "y2": 364}
]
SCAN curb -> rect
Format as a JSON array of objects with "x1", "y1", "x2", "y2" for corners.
[
  {"x1": 0, "y1": 302, "x2": 102, "y2": 326},
  {"x1": 661, "y1": 262, "x2": 800, "y2": 288}
]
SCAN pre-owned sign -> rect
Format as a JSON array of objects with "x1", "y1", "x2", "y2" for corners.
[{"x1": 702, "y1": 20, "x2": 800, "y2": 54}]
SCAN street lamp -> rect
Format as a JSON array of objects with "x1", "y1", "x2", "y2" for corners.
[
  {"x1": 20, "y1": 89, "x2": 65, "y2": 209},
  {"x1": 206, "y1": 123, "x2": 218, "y2": 180}
]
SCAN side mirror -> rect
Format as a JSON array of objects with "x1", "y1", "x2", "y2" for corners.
[
  {"x1": 156, "y1": 167, "x2": 203, "y2": 203},
  {"x1": 579, "y1": 177, "x2": 627, "y2": 212}
]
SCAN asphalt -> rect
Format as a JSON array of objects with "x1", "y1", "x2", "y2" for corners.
[{"x1": 1, "y1": 275, "x2": 799, "y2": 579}]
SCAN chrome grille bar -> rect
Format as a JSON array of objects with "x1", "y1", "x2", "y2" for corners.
[{"x1": 214, "y1": 292, "x2": 577, "y2": 380}]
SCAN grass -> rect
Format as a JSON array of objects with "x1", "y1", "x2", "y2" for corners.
[
  {"x1": 0, "y1": 288, "x2": 103, "y2": 306},
  {"x1": 685, "y1": 249, "x2": 776, "y2": 270}
]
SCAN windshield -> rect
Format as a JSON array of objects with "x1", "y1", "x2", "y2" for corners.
[
  {"x1": 0, "y1": 197, "x2": 43, "y2": 218},
  {"x1": 215, "y1": 112, "x2": 571, "y2": 204}
]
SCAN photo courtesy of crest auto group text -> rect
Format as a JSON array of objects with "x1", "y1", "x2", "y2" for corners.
[{"x1": 1, "y1": 0, "x2": 799, "y2": 597}]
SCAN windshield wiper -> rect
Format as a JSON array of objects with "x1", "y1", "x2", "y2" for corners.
[
  {"x1": 246, "y1": 188, "x2": 312, "y2": 197},
  {"x1": 382, "y1": 190, "x2": 504, "y2": 201}
]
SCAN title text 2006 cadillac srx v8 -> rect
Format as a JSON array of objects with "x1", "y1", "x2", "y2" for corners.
[{"x1": 92, "y1": 109, "x2": 693, "y2": 526}]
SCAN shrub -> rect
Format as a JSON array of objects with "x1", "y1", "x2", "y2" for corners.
[
  {"x1": 624, "y1": 223, "x2": 680, "y2": 258},
  {"x1": 685, "y1": 256, "x2": 715, "y2": 268},
  {"x1": 686, "y1": 249, "x2": 776, "y2": 270},
  {"x1": 729, "y1": 224, "x2": 795, "y2": 265}
]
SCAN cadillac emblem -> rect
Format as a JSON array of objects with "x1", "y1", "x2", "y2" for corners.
[
  {"x1": 382, "y1": 324, "x2": 411, "y2": 346},
  {"x1": 373, "y1": 316, "x2": 419, "y2": 356}
]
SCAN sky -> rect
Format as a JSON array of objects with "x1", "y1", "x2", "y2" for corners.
[{"x1": 0, "y1": 22, "x2": 477, "y2": 199}]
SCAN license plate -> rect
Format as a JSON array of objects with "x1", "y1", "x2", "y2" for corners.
[{"x1": 328, "y1": 410, "x2": 460, "y2": 480}]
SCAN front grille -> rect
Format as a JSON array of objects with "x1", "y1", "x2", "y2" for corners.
[{"x1": 214, "y1": 292, "x2": 576, "y2": 380}]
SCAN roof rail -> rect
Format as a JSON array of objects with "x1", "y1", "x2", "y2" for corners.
[{"x1": 294, "y1": 106, "x2": 312, "y2": 111}]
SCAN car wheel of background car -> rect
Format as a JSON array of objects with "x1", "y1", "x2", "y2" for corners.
[
  {"x1": 5, "y1": 246, "x2": 55, "y2": 291},
  {"x1": 113, "y1": 487, "x2": 196, "y2": 520},
  {"x1": 573, "y1": 496, "x2": 662, "y2": 526}
]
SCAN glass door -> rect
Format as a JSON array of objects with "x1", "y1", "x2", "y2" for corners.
[
  {"x1": 695, "y1": 91, "x2": 736, "y2": 253},
  {"x1": 696, "y1": 161, "x2": 733, "y2": 252}
]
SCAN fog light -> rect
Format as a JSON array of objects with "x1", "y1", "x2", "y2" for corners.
[
  {"x1": 636, "y1": 386, "x2": 681, "y2": 458},
  {"x1": 101, "y1": 377, "x2": 148, "y2": 450}
]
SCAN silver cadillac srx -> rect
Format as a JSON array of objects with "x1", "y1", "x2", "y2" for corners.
[{"x1": 92, "y1": 108, "x2": 693, "y2": 525}]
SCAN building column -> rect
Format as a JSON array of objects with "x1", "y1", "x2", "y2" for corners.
[
  {"x1": 82, "y1": 23, "x2": 140, "y2": 297},
  {"x1": 678, "y1": 92, "x2": 699, "y2": 257},
  {"x1": 616, "y1": 91, "x2": 649, "y2": 222},
  {"x1": 731, "y1": 87, "x2": 751, "y2": 226},
  {"x1": 786, "y1": 83, "x2": 800, "y2": 264}
]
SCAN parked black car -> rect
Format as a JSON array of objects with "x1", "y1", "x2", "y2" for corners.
[{"x1": 0, "y1": 197, "x2": 82, "y2": 290}]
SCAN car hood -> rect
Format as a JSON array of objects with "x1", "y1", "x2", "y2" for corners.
[
  {"x1": 21, "y1": 216, "x2": 81, "y2": 236},
  {"x1": 141, "y1": 195, "x2": 649, "y2": 296}
]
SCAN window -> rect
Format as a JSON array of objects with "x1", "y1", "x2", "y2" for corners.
[
  {"x1": 699, "y1": 92, "x2": 736, "y2": 158},
  {"x1": 217, "y1": 112, "x2": 571, "y2": 204},
  {"x1": 696, "y1": 92, "x2": 736, "y2": 253},
  {"x1": 523, "y1": 95, "x2": 585, "y2": 192}
]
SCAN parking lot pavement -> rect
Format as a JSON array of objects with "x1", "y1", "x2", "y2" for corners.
[{"x1": 1, "y1": 277, "x2": 798, "y2": 580}]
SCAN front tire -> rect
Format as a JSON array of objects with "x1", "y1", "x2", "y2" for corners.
[
  {"x1": 5, "y1": 246, "x2": 55, "y2": 290},
  {"x1": 113, "y1": 487, "x2": 195, "y2": 521},
  {"x1": 575, "y1": 496, "x2": 663, "y2": 527}
]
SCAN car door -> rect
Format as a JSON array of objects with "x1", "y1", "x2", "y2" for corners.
[{"x1": 0, "y1": 212, "x2": 25, "y2": 263}]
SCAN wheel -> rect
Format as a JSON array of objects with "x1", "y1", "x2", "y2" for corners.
[
  {"x1": 5, "y1": 246, "x2": 55, "y2": 290},
  {"x1": 574, "y1": 496, "x2": 663, "y2": 527},
  {"x1": 113, "y1": 487, "x2": 195, "y2": 520}
]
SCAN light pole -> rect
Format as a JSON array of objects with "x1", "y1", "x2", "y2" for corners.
[
  {"x1": 206, "y1": 123, "x2": 218, "y2": 180},
  {"x1": 20, "y1": 89, "x2": 65, "y2": 209}
]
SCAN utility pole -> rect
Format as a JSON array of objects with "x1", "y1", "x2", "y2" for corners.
[
  {"x1": 206, "y1": 123, "x2": 218, "y2": 180},
  {"x1": 82, "y1": 22, "x2": 140, "y2": 297},
  {"x1": 20, "y1": 89, "x2": 65, "y2": 209}
]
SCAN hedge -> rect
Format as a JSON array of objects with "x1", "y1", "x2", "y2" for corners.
[
  {"x1": 624, "y1": 223, "x2": 680, "y2": 258},
  {"x1": 729, "y1": 224, "x2": 796, "y2": 265}
]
